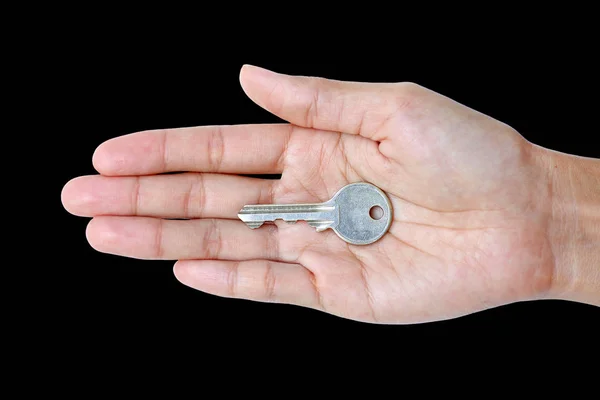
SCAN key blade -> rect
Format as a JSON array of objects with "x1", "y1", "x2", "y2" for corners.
[
  {"x1": 239, "y1": 203, "x2": 333, "y2": 212},
  {"x1": 238, "y1": 202, "x2": 338, "y2": 231},
  {"x1": 243, "y1": 221, "x2": 265, "y2": 229}
]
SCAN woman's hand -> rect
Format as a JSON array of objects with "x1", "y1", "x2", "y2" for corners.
[{"x1": 62, "y1": 65, "x2": 598, "y2": 323}]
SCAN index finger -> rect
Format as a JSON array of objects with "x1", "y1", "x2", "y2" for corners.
[{"x1": 92, "y1": 123, "x2": 292, "y2": 176}]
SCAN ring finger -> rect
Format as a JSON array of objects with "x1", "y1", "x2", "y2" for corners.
[{"x1": 86, "y1": 216, "x2": 287, "y2": 261}]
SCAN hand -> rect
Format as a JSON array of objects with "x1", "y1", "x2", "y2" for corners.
[{"x1": 61, "y1": 65, "x2": 587, "y2": 324}]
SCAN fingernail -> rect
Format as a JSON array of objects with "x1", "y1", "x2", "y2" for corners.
[{"x1": 241, "y1": 64, "x2": 280, "y2": 78}]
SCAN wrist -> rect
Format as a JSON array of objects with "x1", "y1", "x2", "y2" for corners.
[{"x1": 533, "y1": 144, "x2": 600, "y2": 306}]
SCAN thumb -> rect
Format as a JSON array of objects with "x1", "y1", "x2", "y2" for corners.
[{"x1": 239, "y1": 64, "x2": 408, "y2": 140}]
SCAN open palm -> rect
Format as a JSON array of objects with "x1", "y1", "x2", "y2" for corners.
[{"x1": 62, "y1": 65, "x2": 554, "y2": 323}]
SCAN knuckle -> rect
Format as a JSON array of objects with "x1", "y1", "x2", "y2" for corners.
[
  {"x1": 392, "y1": 81, "x2": 427, "y2": 108},
  {"x1": 396, "y1": 81, "x2": 423, "y2": 91}
]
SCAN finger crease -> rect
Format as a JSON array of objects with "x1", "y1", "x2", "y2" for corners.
[
  {"x1": 308, "y1": 271, "x2": 324, "y2": 311},
  {"x1": 275, "y1": 125, "x2": 293, "y2": 172},
  {"x1": 209, "y1": 126, "x2": 225, "y2": 173},
  {"x1": 355, "y1": 106, "x2": 366, "y2": 136},
  {"x1": 259, "y1": 179, "x2": 275, "y2": 205},
  {"x1": 161, "y1": 129, "x2": 169, "y2": 171},
  {"x1": 267, "y1": 180, "x2": 276, "y2": 204},
  {"x1": 132, "y1": 176, "x2": 141, "y2": 215},
  {"x1": 182, "y1": 176, "x2": 194, "y2": 219},
  {"x1": 306, "y1": 83, "x2": 321, "y2": 128},
  {"x1": 197, "y1": 173, "x2": 207, "y2": 219},
  {"x1": 372, "y1": 105, "x2": 401, "y2": 141},
  {"x1": 263, "y1": 262, "x2": 276, "y2": 301},
  {"x1": 266, "y1": 224, "x2": 280, "y2": 261},
  {"x1": 154, "y1": 219, "x2": 164, "y2": 259},
  {"x1": 227, "y1": 261, "x2": 240, "y2": 297},
  {"x1": 203, "y1": 219, "x2": 222, "y2": 259}
]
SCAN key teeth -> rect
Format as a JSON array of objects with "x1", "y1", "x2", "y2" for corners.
[{"x1": 245, "y1": 221, "x2": 264, "y2": 229}]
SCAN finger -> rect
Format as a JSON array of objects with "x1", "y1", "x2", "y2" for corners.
[
  {"x1": 92, "y1": 123, "x2": 292, "y2": 176},
  {"x1": 86, "y1": 217, "x2": 282, "y2": 261},
  {"x1": 239, "y1": 64, "x2": 408, "y2": 141},
  {"x1": 174, "y1": 259, "x2": 322, "y2": 309},
  {"x1": 62, "y1": 173, "x2": 273, "y2": 219}
]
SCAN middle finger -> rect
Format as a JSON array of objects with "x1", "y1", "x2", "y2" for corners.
[{"x1": 62, "y1": 173, "x2": 275, "y2": 219}]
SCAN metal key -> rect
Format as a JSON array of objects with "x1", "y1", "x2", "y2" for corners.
[{"x1": 237, "y1": 182, "x2": 393, "y2": 245}]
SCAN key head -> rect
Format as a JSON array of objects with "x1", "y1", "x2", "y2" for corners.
[{"x1": 331, "y1": 182, "x2": 393, "y2": 245}]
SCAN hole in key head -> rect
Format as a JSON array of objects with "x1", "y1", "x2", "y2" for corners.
[{"x1": 369, "y1": 205, "x2": 383, "y2": 220}]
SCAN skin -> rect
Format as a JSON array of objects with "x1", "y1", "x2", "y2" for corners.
[{"x1": 61, "y1": 65, "x2": 599, "y2": 324}]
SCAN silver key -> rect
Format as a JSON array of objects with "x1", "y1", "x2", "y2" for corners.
[{"x1": 237, "y1": 182, "x2": 393, "y2": 245}]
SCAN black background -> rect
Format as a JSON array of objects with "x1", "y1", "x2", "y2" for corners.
[{"x1": 48, "y1": 45, "x2": 599, "y2": 365}]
